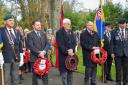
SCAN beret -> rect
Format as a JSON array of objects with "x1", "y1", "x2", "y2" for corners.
[{"x1": 4, "y1": 14, "x2": 14, "y2": 20}]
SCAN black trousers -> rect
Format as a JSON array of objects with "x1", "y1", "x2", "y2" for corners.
[
  {"x1": 84, "y1": 65, "x2": 97, "y2": 85},
  {"x1": 31, "y1": 63, "x2": 48, "y2": 85},
  {"x1": 115, "y1": 56, "x2": 128, "y2": 84},
  {"x1": 104, "y1": 55, "x2": 113, "y2": 78}
]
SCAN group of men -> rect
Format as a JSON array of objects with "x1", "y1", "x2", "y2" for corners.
[
  {"x1": 56, "y1": 18, "x2": 128, "y2": 85},
  {"x1": 0, "y1": 13, "x2": 128, "y2": 85}
]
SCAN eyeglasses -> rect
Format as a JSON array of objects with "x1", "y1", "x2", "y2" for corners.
[{"x1": 67, "y1": 23, "x2": 71, "y2": 25}]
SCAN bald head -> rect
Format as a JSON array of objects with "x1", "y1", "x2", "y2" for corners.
[{"x1": 87, "y1": 21, "x2": 94, "y2": 31}]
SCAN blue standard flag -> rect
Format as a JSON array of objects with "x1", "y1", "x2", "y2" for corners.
[
  {"x1": 94, "y1": 0, "x2": 105, "y2": 39},
  {"x1": 0, "y1": 34, "x2": 3, "y2": 49}
]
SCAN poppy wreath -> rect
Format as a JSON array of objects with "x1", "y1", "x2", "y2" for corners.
[
  {"x1": 65, "y1": 54, "x2": 79, "y2": 71},
  {"x1": 33, "y1": 57, "x2": 52, "y2": 75},
  {"x1": 91, "y1": 48, "x2": 107, "y2": 64}
]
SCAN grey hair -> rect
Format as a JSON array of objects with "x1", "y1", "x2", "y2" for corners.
[{"x1": 63, "y1": 18, "x2": 71, "y2": 24}]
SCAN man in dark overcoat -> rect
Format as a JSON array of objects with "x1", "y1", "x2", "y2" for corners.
[
  {"x1": 80, "y1": 21, "x2": 100, "y2": 85},
  {"x1": 111, "y1": 19, "x2": 128, "y2": 85},
  {"x1": 56, "y1": 18, "x2": 76, "y2": 85}
]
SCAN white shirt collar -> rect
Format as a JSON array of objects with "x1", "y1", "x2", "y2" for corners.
[
  {"x1": 119, "y1": 27, "x2": 125, "y2": 31},
  {"x1": 34, "y1": 30, "x2": 41, "y2": 36}
]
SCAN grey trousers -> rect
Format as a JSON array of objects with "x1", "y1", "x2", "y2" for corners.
[
  {"x1": 84, "y1": 66, "x2": 97, "y2": 85},
  {"x1": 32, "y1": 73, "x2": 48, "y2": 85},
  {"x1": 31, "y1": 62, "x2": 48, "y2": 85},
  {"x1": 61, "y1": 71, "x2": 73, "y2": 85},
  {"x1": 4, "y1": 62, "x2": 19, "y2": 85}
]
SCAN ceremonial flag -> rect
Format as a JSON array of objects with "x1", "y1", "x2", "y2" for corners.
[
  {"x1": 94, "y1": 0, "x2": 105, "y2": 39},
  {"x1": 0, "y1": 34, "x2": 3, "y2": 49},
  {"x1": 60, "y1": 4, "x2": 64, "y2": 28},
  {"x1": 53, "y1": 4, "x2": 65, "y2": 69}
]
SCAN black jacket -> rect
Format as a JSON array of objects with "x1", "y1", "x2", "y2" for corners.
[
  {"x1": 56, "y1": 28, "x2": 76, "y2": 73},
  {"x1": 80, "y1": 29, "x2": 100, "y2": 67},
  {"x1": 1, "y1": 27, "x2": 22, "y2": 63},
  {"x1": 111, "y1": 28, "x2": 128, "y2": 57},
  {"x1": 27, "y1": 30, "x2": 49, "y2": 62}
]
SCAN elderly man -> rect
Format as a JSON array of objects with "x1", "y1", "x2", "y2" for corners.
[
  {"x1": 111, "y1": 19, "x2": 128, "y2": 85},
  {"x1": 56, "y1": 18, "x2": 76, "y2": 85},
  {"x1": 80, "y1": 21, "x2": 100, "y2": 85},
  {"x1": 0, "y1": 14, "x2": 22, "y2": 85}
]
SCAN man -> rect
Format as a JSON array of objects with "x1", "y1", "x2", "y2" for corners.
[
  {"x1": 80, "y1": 21, "x2": 100, "y2": 85},
  {"x1": 0, "y1": 14, "x2": 22, "y2": 85},
  {"x1": 103, "y1": 23, "x2": 114, "y2": 82},
  {"x1": 27, "y1": 20, "x2": 49, "y2": 85},
  {"x1": 111, "y1": 19, "x2": 128, "y2": 85},
  {"x1": 56, "y1": 18, "x2": 76, "y2": 85}
]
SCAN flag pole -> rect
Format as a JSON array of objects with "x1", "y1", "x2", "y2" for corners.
[{"x1": 100, "y1": 0, "x2": 105, "y2": 82}]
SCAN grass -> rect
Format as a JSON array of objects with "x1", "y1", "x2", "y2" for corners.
[{"x1": 51, "y1": 47, "x2": 116, "y2": 80}]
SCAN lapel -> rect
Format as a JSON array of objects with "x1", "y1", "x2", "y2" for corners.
[
  {"x1": 32, "y1": 30, "x2": 44, "y2": 45},
  {"x1": 4, "y1": 27, "x2": 19, "y2": 44},
  {"x1": 32, "y1": 31, "x2": 39, "y2": 41}
]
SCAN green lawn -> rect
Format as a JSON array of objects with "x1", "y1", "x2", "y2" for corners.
[{"x1": 52, "y1": 47, "x2": 116, "y2": 80}]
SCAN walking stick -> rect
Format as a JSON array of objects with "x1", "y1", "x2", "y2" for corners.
[{"x1": 0, "y1": 65, "x2": 4, "y2": 85}]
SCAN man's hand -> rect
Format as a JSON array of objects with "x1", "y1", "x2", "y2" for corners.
[
  {"x1": 23, "y1": 48, "x2": 26, "y2": 52},
  {"x1": 68, "y1": 49, "x2": 74, "y2": 56},
  {"x1": 68, "y1": 49, "x2": 73, "y2": 53},
  {"x1": 39, "y1": 51, "x2": 45, "y2": 58},
  {"x1": 111, "y1": 53, "x2": 115, "y2": 60}
]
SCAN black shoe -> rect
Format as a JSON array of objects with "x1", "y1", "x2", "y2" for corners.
[
  {"x1": 104, "y1": 80, "x2": 108, "y2": 83},
  {"x1": 106, "y1": 77, "x2": 114, "y2": 81},
  {"x1": 18, "y1": 80, "x2": 22, "y2": 84},
  {"x1": 91, "y1": 82, "x2": 97, "y2": 85},
  {"x1": 20, "y1": 76, "x2": 24, "y2": 80},
  {"x1": 123, "y1": 83, "x2": 128, "y2": 85},
  {"x1": 19, "y1": 75, "x2": 24, "y2": 80}
]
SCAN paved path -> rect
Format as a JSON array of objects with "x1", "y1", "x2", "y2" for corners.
[{"x1": 19, "y1": 67, "x2": 115, "y2": 85}]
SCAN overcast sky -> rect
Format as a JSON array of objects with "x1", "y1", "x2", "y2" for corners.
[{"x1": 77, "y1": 0, "x2": 127, "y2": 10}]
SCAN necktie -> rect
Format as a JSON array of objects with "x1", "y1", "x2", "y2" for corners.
[
  {"x1": 107, "y1": 32, "x2": 111, "y2": 42},
  {"x1": 37, "y1": 32, "x2": 40, "y2": 37},
  {"x1": 9, "y1": 30, "x2": 15, "y2": 43},
  {"x1": 37, "y1": 32, "x2": 42, "y2": 50},
  {"x1": 122, "y1": 29, "x2": 125, "y2": 40}
]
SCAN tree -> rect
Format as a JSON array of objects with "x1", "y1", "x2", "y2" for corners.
[
  {"x1": 0, "y1": 0, "x2": 8, "y2": 26},
  {"x1": 103, "y1": 2, "x2": 123, "y2": 27}
]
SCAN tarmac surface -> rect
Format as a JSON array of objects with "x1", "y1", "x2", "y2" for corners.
[{"x1": 19, "y1": 67, "x2": 115, "y2": 85}]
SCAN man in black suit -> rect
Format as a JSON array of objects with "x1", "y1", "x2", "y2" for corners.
[
  {"x1": 111, "y1": 19, "x2": 128, "y2": 85},
  {"x1": 80, "y1": 21, "x2": 100, "y2": 85},
  {"x1": 56, "y1": 18, "x2": 76, "y2": 85},
  {"x1": 27, "y1": 20, "x2": 49, "y2": 85},
  {"x1": 0, "y1": 14, "x2": 22, "y2": 85},
  {"x1": 103, "y1": 23, "x2": 114, "y2": 82}
]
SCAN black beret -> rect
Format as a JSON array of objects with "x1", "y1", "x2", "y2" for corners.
[
  {"x1": 118, "y1": 19, "x2": 126, "y2": 24},
  {"x1": 4, "y1": 14, "x2": 14, "y2": 21}
]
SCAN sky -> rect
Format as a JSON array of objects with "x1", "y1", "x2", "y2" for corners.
[{"x1": 77, "y1": 0, "x2": 127, "y2": 10}]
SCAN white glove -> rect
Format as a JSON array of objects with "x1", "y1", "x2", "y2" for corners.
[
  {"x1": 0, "y1": 52, "x2": 4, "y2": 67},
  {"x1": 94, "y1": 48, "x2": 100, "y2": 54},
  {"x1": 19, "y1": 53, "x2": 24, "y2": 67}
]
